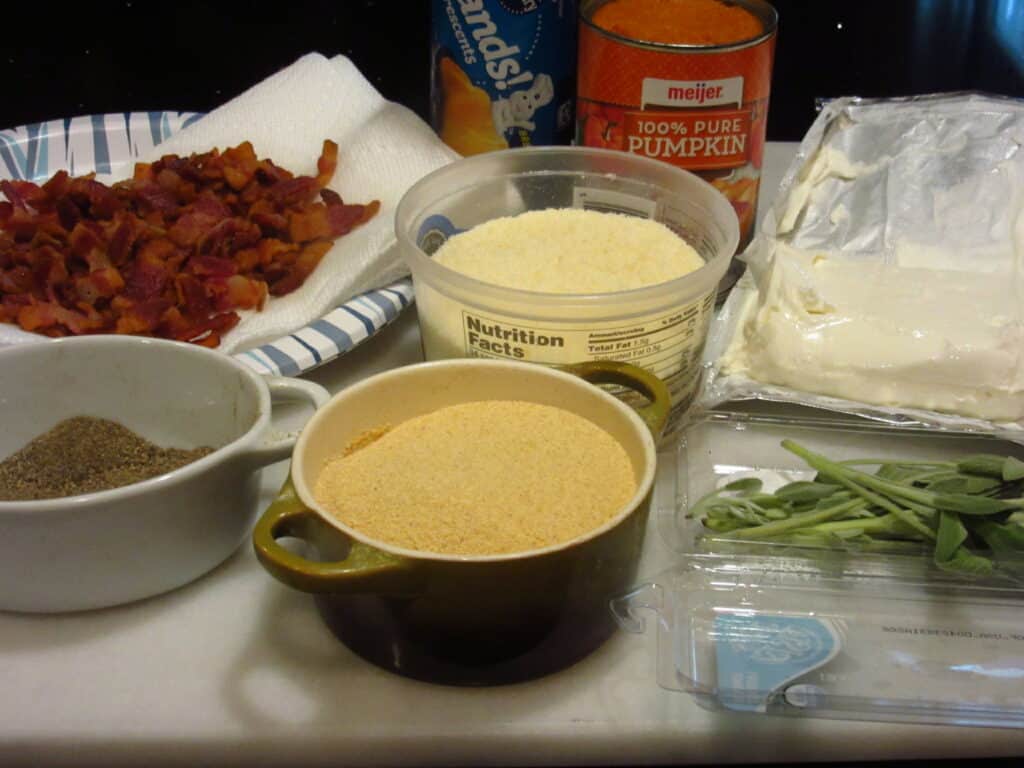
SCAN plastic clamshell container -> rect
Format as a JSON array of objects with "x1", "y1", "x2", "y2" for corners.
[
  {"x1": 615, "y1": 411, "x2": 1024, "y2": 727},
  {"x1": 660, "y1": 411, "x2": 1024, "y2": 571},
  {"x1": 612, "y1": 554, "x2": 1024, "y2": 727}
]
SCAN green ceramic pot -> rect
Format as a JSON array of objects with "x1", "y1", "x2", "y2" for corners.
[{"x1": 253, "y1": 358, "x2": 668, "y2": 685}]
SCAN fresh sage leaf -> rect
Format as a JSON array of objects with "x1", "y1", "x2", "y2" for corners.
[
  {"x1": 935, "y1": 547, "x2": 995, "y2": 577},
  {"x1": 775, "y1": 481, "x2": 842, "y2": 504},
  {"x1": 956, "y1": 454, "x2": 1009, "y2": 479},
  {"x1": 973, "y1": 520, "x2": 1024, "y2": 553},
  {"x1": 931, "y1": 493, "x2": 1017, "y2": 516},
  {"x1": 723, "y1": 478, "x2": 763, "y2": 493},
  {"x1": 935, "y1": 510, "x2": 968, "y2": 562},
  {"x1": 1003, "y1": 456, "x2": 1024, "y2": 482}
]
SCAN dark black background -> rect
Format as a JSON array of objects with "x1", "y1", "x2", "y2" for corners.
[
  {"x1": 1, "y1": 4, "x2": 1021, "y2": 766},
  {"x1": 1, "y1": 0, "x2": 1022, "y2": 140}
]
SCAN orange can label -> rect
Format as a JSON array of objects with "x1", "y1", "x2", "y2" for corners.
[{"x1": 577, "y1": 0, "x2": 777, "y2": 246}]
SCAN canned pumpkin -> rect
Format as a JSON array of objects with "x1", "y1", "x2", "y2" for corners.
[{"x1": 577, "y1": 0, "x2": 777, "y2": 251}]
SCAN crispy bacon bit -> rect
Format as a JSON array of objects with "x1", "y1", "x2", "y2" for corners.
[
  {"x1": 269, "y1": 240, "x2": 334, "y2": 297},
  {"x1": 0, "y1": 140, "x2": 378, "y2": 346},
  {"x1": 315, "y1": 140, "x2": 338, "y2": 189},
  {"x1": 288, "y1": 205, "x2": 332, "y2": 242},
  {"x1": 328, "y1": 199, "x2": 380, "y2": 237}
]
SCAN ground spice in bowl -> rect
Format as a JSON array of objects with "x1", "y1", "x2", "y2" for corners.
[{"x1": 0, "y1": 416, "x2": 215, "y2": 501}]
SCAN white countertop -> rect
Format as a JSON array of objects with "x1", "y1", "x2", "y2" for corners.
[{"x1": 4, "y1": 143, "x2": 1023, "y2": 767}]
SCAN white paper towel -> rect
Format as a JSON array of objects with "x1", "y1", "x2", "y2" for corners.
[{"x1": 1, "y1": 53, "x2": 458, "y2": 353}]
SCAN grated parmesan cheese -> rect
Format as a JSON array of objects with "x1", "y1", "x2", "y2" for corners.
[{"x1": 432, "y1": 208, "x2": 705, "y2": 293}]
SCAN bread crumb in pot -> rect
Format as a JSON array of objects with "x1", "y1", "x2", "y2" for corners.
[
  {"x1": 313, "y1": 401, "x2": 637, "y2": 556},
  {"x1": 342, "y1": 425, "x2": 392, "y2": 456}
]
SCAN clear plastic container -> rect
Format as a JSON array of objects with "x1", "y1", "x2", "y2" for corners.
[
  {"x1": 660, "y1": 411, "x2": 1024, "y2": 576},
  {"x1": 615, "y1": 411, "x2": 1024, "y2": 727},
  {"x1": 395, "y1": 146, "x2": 738, "y2": 434},
  {"x1": 613, "y1": 554, "x2": 1024, "y2": 727}
]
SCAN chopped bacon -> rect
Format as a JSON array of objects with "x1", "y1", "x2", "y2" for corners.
[
  {"x1": 123, "y1": 256, "x2": 171, "y2": 302},
  {"x1": 1, "y1": 180, "x2": 42, "y2": 210},
  {"x1": 0, "y1": 140, "x2": 376, "y2": 347},
  {"x1": 224, "y1": 274, "x2": 267, "y2": 311},
  {"x1": 0, "y1": 265, "x2": 31, "y2": 294},
  {"x1": 315, "y1": 140, "x2": 338, "y2": 189},
  {"x1": 55, "y1": 196, "x2": 82, "y2": 231},
  {"x1": 105, "y1": 215, "x2": 140, "y2": 264},
  {"x1": 18, "y1": 300, "x2": 107, "y2": 336},
  {"x1": 81, "y1": 179, "x2": 120, "y2": 219},
  {"x1": 3, "y1": 206, "x2": 43, "y2": 241},
  {"x1": 75, "y1": 267, "x2": 125, "y2": 302},
  {"x1": 288, "y1": 205, "x2": 332, "y2": 242},
  {"x1": 189, "y1": 255, "x2": 237, "y2": 278},
  {"x1": 200, "y1": 217, "x2": 261, "y2": 258},
  {"x1": 221, "y1": 142, "x2": 259, "y2": 191},
  {"x1": 42, "y1": 170, "x2": 72, "y2": 199},
  {"x1": 133, "y1": 181, "x2": 179, "y2": 217},
  {"x1": 249, "y1": 199, "x2": 289, "y2": 233},
  {"x1": 192, "y1": 192, "x2": 232, "y2": 220},
  {"x1": 113, "y1": 296, "x2": 172, "y2": 334},
  {"x1": 268, "y1": 240, "x2": 333, "y2": 296},
  {"x1": 175, "y1": 273, "x2": 214, "y2": 317},
  {"x1": 269, "y1": 176, "x2": 320, "y2": 207},
  {"x1": 168, "y1": 210, "x2": 220, "y2": 247},
  {"x1": 327, "y1": 200, "x2": 380, "y2": 237},
  {"x1": 68, "y1": 221, "x2": 104, "y2": 257}
]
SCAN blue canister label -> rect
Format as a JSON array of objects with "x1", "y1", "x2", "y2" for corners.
[{"x1": 430, "y1": 0, "x2": 577, "y2": 155}]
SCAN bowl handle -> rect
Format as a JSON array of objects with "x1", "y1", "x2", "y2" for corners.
[
  {"x1": 238, "y1": 377, "x2": 330, "y2": 469},
  {"x1": 253, "y1": 477, "x2": 422, "y2": 595},
  {"x1": 561, "y1": 360, "x2": 670, "y2": 439}
]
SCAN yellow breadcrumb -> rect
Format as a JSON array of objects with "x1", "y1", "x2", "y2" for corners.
[{"x1": 313, "y1": 401, "x2": 637, "y2": 556}]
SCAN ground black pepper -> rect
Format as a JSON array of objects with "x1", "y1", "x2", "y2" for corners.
[{"x1": 0, "y1": 416, "x2": 216, "y2": 501}]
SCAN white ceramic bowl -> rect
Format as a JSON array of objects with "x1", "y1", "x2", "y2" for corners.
[{"x1": 0, "y1": 336, "x2": 328, "y2": 613}]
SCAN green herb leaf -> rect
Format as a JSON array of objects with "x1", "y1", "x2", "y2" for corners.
[
  {"x1": 1003, "y1": 456, "x2": 1024, "y2": 482},
  {"x1": 775, "y1": 481, "x2": 842, "y2": 504},
  {"x1": 923, "y1": 474, "x2": 1000, "y2": 495},
  {"x1": 728, "y1": 497, "x2": 868, "y2": 540},
  {"x1": 964, "y1": 475, "x2": 1003, "y2": 494},
  {"x1": 876, "y1": 464, "x2": 923, "y2": 483},
  {"x1": 931, "y1": 493, "x2": 1017, "y2": 516},
  {"x1": 780, "y1": 440, "x2": 937, "y2": 540},
  {"x1": 956, "y1": 454, "x2": 1009, "y2": 479},
  {"x1": 973, "y1": 520, "x2": 1024, "y2": 554},
  {"x1": 935, "y1": 547, "x2": 995, "y2": 577},
  {"x1": 723, "y1": 478, "x2": 763, "y2": 493},
  {"x1": 935, "y1": 510, "x2": 968, "y2": 562}
]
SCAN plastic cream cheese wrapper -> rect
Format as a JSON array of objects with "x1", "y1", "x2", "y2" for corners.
[
  {"x1": 701, "y1": 93, "x2": 1024, "y2": 436},
  {"x1": 394, "y1": 146, "x2": 739, "y2": 436}
]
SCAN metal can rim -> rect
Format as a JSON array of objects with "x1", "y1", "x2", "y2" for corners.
[{"x1": 579, "y1": 0, "x2": 778, "y2": 54}]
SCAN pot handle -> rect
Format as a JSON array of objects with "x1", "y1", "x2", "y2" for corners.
[
  {"x1": 237, "y1": 377, "x2": 330, "y2": 470},
  {"x1": 253, "y1": 477, "x2": 422, "y2": 595},
  {"x1": 561, "y1": 360, "x2": 670, "y2": 439}
]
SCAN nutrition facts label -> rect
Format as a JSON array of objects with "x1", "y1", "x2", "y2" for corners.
[
  {"x1": 454, "y1": 289, "x2": 716, "y2": 427},
  {"x1": 583, "y1": 300, "x2": 711, "y2": 380}
]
